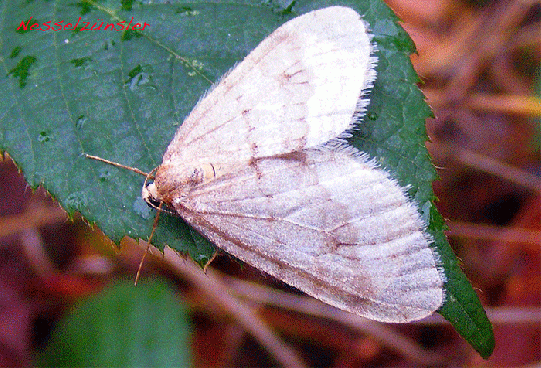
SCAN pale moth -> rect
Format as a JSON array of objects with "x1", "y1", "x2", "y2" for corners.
[{"x1": 92, "y1": 6, "x2": 445, "y2": 323}]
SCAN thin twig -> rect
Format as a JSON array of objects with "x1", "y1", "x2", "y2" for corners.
[
  {"x1": 438, "y1": 143, "x2": 541, "y2": 193},
  {"x1": 224, "y1": 277, "x2": 447, "y2": 366},
  {"x1": 223, "y1": 275, "x2": 541, "y2": 327},
  {"x1": 447, "y1": 221, "x2": 541, "y2": 248},
  {"x1": 425, "y1": 90, "x2": 541, "y2": 116},
  {"x1": 0, "y1": 206, "x2": 67, "y2": 238},
  {"x1": 141, "y1": 242, "x2": 308, "y2": 368}
]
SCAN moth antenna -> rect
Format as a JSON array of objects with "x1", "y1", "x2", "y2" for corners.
[
  {"x1": 142, "y1": 167, "x2": 159, "y2": 194},
  {"x1": 135, "y1": 201, "x2": 163, "y2": 285},
  {"x1": 85, "y1": 153, "x2": 162, "y2": 284},
  {"x1": 84, "y1": 153, "x2": 154, "y2": 179}
]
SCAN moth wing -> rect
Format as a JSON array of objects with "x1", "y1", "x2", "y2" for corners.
[
  {"x1": 163, "y1": 6, "x2": 376, "y2": 166},
  {"x1": 173, "y1": 149, "x2": 444, "y2": 322}
]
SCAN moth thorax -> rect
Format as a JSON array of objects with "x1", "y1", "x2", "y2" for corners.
[{"x1": 152, "y1": 162, "x2": 217, "y2": 203}]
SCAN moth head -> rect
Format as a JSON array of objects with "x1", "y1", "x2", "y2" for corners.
[{"x1": 142, "y1": 181, "x2": 162, "y2": 209}]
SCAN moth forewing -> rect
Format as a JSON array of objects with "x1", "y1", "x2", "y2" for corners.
[{"x1": 157, "y1": 147, "x2": 444, "y2": 322}]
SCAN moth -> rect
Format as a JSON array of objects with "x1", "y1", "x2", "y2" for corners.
[{"x1": 90, "y1": 6, "x2": 445, "y2": 323}]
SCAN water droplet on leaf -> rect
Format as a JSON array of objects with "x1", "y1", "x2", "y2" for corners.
[
  {"x1": 75, "y1": 115, "x2": 87, "y2": 129},
  {"x1": 38, "y1": 131, "x2": 52, "y2": 142},
  {"x1": 133, "y1": 197, "x2": 152, "y2": 219}
]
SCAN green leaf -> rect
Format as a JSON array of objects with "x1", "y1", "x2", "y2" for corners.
[
  {"x1": 0, "y1": 0, "x2": 493, "y2": 357},
  {"x1": 346, "y1": 3, "x2": 495, "y2": 358},
  {"x1": 37, "y1": 279, "x2": 191, "y2": 367}
]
